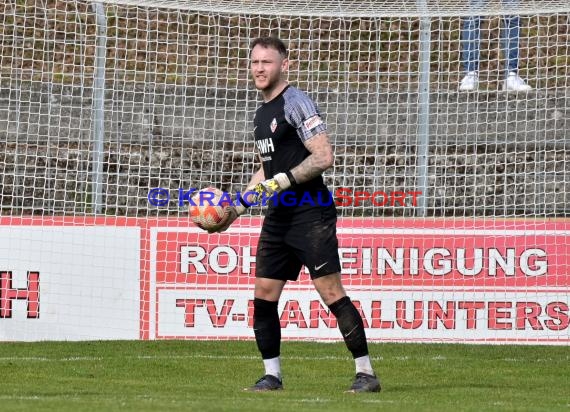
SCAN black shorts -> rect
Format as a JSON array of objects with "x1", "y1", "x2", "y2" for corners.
[{"x1": 255, "y1": 207, "x2": 342, "y2": 281}]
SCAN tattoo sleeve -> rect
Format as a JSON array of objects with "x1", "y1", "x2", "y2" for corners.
[{"x1": 290, "y1": 132, "x2": 334, "y2": 184}]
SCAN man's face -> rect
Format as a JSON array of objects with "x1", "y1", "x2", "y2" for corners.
[{"x1": 250, "y1": 45, "x2": 288, "y2": 92}]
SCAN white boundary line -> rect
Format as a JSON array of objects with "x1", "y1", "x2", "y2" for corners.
[{"x1": 0, "y1": 353, "x2": 567, "y2": 362}]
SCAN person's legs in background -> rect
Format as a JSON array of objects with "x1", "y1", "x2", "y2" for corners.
[{"x1": 501, "y1": 12, "x2": 532, "y2": 90}]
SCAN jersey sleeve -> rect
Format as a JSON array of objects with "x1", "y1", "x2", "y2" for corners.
[{"x1": 283, "y1": 89, "x2": 327, "y2": 142}]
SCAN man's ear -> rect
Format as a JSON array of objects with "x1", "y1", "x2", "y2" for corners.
[{"x1": 281, "y1": 58, "x2": 289, "y2": 73}]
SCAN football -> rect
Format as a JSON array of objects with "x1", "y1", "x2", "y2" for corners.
[{"x1": 189, "y1": 187, "x2": 230, "y2": 230}]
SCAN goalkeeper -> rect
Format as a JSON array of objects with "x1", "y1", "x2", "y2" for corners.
[{"x1": 209, "y1": 36, "x2": 380, "y2": 393}]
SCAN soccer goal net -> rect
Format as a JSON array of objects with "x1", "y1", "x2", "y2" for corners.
[{"x1": 0, "y1": 0, "x2": 568, "y2": 343}]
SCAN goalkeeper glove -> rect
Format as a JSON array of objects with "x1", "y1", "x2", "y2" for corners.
[
  {"x1": 210, "y1": 171, "x2": 298, "y2": 231},
  {"x1": 252, "y1": 171, "x2": 296, "y2": 200},
  {"x1": 235, "y1": 171, "x2": 296, "y2": 213}
]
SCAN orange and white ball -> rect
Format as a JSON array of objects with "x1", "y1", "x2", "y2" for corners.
[{"x1": 189, "y1": 187, "x2": 230, "y2": 230}]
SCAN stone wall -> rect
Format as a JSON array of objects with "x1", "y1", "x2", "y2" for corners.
[{"x1": 0, "y1": 82, "x2": 569, "y2": 217}]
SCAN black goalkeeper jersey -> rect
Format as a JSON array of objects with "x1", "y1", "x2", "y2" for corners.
[{"x1": 253, "y1": 85, "x2": 335, "y2": 220}]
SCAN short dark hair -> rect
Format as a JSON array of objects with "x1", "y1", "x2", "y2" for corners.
[{"x1": 249, "y1": 37, "x2": 288, "y2": 59}]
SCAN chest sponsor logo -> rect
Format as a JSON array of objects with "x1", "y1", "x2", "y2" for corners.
[{"x1": 256, "y1": 138, "x2": 275, "y2": 154}]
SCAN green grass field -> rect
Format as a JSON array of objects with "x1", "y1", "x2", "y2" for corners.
[{"x1": 0, "y1": 341, "x2": 568, "y2": 412}]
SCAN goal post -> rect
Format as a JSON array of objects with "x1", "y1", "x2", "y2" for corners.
[{"x1": 0, "y1": 0, "x2": 568, "y2": 343}]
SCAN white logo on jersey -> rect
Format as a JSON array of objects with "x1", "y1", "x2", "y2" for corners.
[
  {"x1": 270, "y1": 118, "x2": 277, "y2": 133},
  {"x1": 256, "y1": 138, "x2": 275, "y2": 154}
]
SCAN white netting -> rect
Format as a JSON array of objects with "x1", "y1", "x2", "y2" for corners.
[
  {"x1": 0, "y1": 0, "x2": 568, "y2": 343},
  {"x1": 94, "y1": 0, "x2": 570, "y2": 17}
]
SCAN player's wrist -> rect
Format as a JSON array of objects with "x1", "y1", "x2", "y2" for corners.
[
  {"x1": 234, "y1": 203, "x2": 247, "y2": 215},
  {"x1": 236, "y1": 192, "x2": 250, "y2": 210},
  {"x1": 235, "y1": 186, "x2": 258, "y2": 212},
  {"x1": 273, "y1": 171, "x2": 296, "y2": 190}
]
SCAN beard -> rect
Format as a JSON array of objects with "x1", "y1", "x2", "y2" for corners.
[{"x1": 254, "y1": 72, "x2": 281, "y2": 93}]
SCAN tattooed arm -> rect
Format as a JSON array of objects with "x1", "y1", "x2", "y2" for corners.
[{"x1": 290, "y1": 132, "x2": 334, "y2": 184}]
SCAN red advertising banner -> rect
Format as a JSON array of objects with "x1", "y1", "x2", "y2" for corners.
[{"x1": 147, "y1": 218, "x2": 570, "y2": 344}]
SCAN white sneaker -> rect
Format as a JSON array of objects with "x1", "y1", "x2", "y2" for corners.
[
  {"x1": 459, "y1": 72, "x2": 478, "y2": 91},
  {"x1": 503, "y1": 72, "x2": 532, "y2": 91}
]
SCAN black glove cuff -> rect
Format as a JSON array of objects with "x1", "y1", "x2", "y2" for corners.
[
  {"x1": 237, "y1": 192, "x2": 252, "y2": 209},
  {"x1": 286, "y1": 170, "x2": 298, "y2": 188}
]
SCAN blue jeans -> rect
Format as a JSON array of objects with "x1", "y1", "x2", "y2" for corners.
[{"x1": 461, "y1": 0, "x2": 521, "y2": 75}]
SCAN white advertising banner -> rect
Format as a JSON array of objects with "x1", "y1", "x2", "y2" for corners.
[{"x1": 0, "y1": 225, "x2": 140, "y2": 341}]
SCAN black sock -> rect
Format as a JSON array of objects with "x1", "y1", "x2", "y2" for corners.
[
  {"x1": 328, "y1": 296, "x2": 369, "y2": 359},
  {"x1": 253, "y1": 298, "x2": 281, "y2": 359}
]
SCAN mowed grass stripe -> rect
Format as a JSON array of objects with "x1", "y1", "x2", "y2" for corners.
[{"x1": 0, "y1": 341, "x2": 567, "y2": 412}]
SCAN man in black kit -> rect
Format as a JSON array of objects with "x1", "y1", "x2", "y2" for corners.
[{"x1": 209, "y1": 36, "x2": 380, "y2": 393}]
